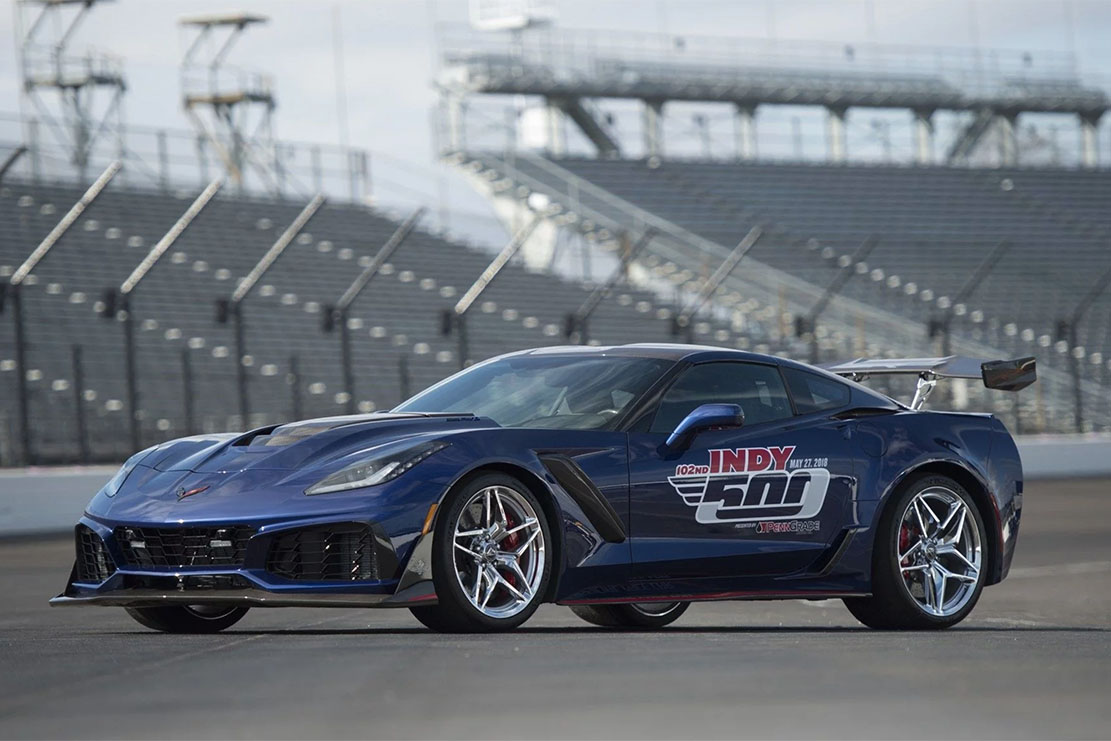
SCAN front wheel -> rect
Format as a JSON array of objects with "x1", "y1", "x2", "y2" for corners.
[
  {"x1": 570, "y1": 601, "x2": 690, "y2": 629},
  {"x1": 411, "y1": 473, "x2": 552, "y2": 633},
  {"x1": 125, "y1": 605, "x2": 249, "y2": 633},
  {"x1": 844, "y1": 475, "x2": 987, "y2": 630}
]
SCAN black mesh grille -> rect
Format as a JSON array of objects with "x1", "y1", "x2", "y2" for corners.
[
  {"x1": 114, "y1": 526, "x2": 253, "y2": 568},
  {"x1": 76, "y1": 525, "x2": 116, "y2": 582},
  {"x1": 266, "y1": 524, "x2": 378, "y2": 581}
]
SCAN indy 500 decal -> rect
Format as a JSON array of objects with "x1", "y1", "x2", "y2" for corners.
[{"x1": 668, "y1": 446, "x2": 830, "y2": 524}]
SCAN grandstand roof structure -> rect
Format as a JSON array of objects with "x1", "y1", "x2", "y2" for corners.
[{"x1": 437, "y1": 25, "x2": 1110, "y2": 166}]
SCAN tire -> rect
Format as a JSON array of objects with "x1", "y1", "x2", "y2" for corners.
[
  {"x1": 125, "y1": 605, "x2": 249, "y2": 633},
  {"x1": 570, "y1": 601, "x2": 689, "y2": 629},
  {"x1": 844, "y1": 474, "x2": 988, "y2": 630},
  {"x1": 410, "y1": 472, "x2": 552, "y2": 633}
]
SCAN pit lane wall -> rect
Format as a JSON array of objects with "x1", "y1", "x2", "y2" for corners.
[{"x1": 1, "y1": 436, "x2": 1109, "y2": 537}]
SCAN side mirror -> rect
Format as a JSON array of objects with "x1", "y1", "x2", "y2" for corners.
[{"x1": 665, "y1": 403, "x2": 745, "y2": 451}]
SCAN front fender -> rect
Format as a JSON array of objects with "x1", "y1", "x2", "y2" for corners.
[{"x1": 393, "y1": 429, "x2": 632, "y2": 603}]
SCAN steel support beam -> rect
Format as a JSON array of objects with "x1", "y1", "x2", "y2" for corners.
[
  {"x1": 7, "y1": 160, "x2": 119, "y2": 464},
  {"x1": 11, "y1": 287, "x2": 32, "y2": 464},
  {"x1": 71, "y1": 344, "x2": 89, "y2": 462},
  {"x1": 447, "y1": 214, "x2": 543, "y2": 369},
  {"x1": 1080, "y1": 114, "x2": 1102, "y2": 169},
  {"x1": 1059, "y1": 262, "x2": 1111, "y2": 433},
  {"x1": 643, "y1": 100, "x2": 665, "y2": 159},
  {"x1": 734, "y1": 105, "x2": 757, "y2": 161},
  {"x1": 913, "y1": 110, "x2": 935, "y2": 165},
  {"x1": 673, "y1": 226, "x2": 763, "y2": 342},
  {"x1": 220, "y1": 194, "x2": 324, "y2": 426},
  {"x1": 930, "y1": 240, "x2": 1010, "y2": 357},
  {"x1": 181, "y1": 349, "x2": 196, "y2": 436},
  {"x1": 826, "y1": 107, "x2": 847, "y2": 163},
  {"x1": 947, "y1": 109, "x2": 995, "y2": 164},
  {"x1": 799, "y1": 236, "x2": 879, "y2": 363},
  {"x1": 327, "y1": 207, "x2": 424, "y2": 414},
  {"x1": 110, "y1": 178, "x2": 223, "y2": 451},
  {"x1": 0, "y1": 145, "x2": 28, "y2": 184},
  {"x1": 566, "y1": 228, "x2": 657, "y2": 343},
  {"x1": 553, "y1": 97, "x2": 620, "y2": 158},
  {"x1": 997, "y1": 114, "x2": 1018, "y2": 167}
]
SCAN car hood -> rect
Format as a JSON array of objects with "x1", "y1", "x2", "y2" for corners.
[
  {"x1": 87, "y1": 413, "x2": 493, "y2": 524},
  {"x1": 145, "y1": 412, "x2": 492, "y2": 474}
]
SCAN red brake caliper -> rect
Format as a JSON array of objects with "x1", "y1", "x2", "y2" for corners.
[
  {"x1": 502, "y1": 509, "x2": 520, "y2": 588},
  {"x1": 898, "y1": 522, "x2": 913, "y2": 566}
]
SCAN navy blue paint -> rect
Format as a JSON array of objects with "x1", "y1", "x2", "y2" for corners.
[{"x1": 62, "y1": 345, "x2": 1024, "y2": 607}]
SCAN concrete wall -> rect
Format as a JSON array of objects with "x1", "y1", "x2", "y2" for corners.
[
  {"x1": 1, "y1": 435, "x2": 1109, "y2": 537},
  {"x1": 0, "y1": 466, "x2": 116, "y2": 538}
]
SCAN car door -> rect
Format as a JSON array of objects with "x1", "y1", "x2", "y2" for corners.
[{"x1": 627, "y1": 360, "x2": 856, "y2": 585}]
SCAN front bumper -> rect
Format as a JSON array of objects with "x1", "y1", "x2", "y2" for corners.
[{"x1": 50, "y1": 515, "x2": 437, "y2": 609}]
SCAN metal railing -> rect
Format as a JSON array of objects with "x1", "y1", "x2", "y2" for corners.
[{"x1": 437, "y1": 24, "x2": 1106, "y2": 100}]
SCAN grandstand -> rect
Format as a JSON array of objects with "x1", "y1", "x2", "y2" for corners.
[
  {"x1": 0, "y1": 174, "x2": 740, "y2": 465},
  {"x1": 2, "y1": 12, "x2": 1111, "y2": 466},
  {"x1": 437, "y1": 25, "x2": 1111, "y2": 436}
]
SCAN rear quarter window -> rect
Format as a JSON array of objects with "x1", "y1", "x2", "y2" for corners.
[{"x1": 783, "y1": 367, "x2": 851, "y2": 414}]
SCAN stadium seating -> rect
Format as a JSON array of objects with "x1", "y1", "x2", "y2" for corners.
[
  {"x1": 471, "y1": 154, "x2": 1111, "y2": 377},
  {"x1": 0, "y1": 178, "x2": 742, "y2": 463}
]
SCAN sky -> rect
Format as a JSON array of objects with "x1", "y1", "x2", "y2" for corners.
[{"x1": 2, "y1": 0, "x2": 1110, "y2": 243}]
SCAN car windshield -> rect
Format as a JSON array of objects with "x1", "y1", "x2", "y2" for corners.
[{"x1": 394, "y1": 354, "x2": 674, "y2": 430}]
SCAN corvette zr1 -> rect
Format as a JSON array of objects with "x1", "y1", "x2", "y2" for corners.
[{"x1": 51, "y1": 344, "x2": 1035, "y2": 633}]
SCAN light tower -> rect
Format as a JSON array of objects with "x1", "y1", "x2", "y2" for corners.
[
  {"x1": 16, "y1": 0, "x2": 127, "y2": 182},
  {"x1": 179, "y1": 12, "x2": 277, "y2": 193}
]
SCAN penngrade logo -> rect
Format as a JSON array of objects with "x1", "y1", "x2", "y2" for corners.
[{"x1": 667, "y1": 446, "x2": 831, "y2": 524}]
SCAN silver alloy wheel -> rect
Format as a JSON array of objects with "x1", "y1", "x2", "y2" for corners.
[
  {"x1": 896, "y1": 487, "x2": 982, "y2": 617},
  {"x1": 630, "y1": 602, "x2": 683, "y2": 617},
  {"x1": 451, "y1": 485, "x2": 545, "y2": 619}
]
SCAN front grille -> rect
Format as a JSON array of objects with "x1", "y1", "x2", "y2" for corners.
[
  {"x1": 76, "y1": 525, "x2": 116, "y2": 582},
  {"x1": 114, "y1": 526, "x2": 253, "y2": 568},
  {"x1": 123, "y1": 574, "x2": 253, "y2": 591},
  {"x1": 266, "y1": 524, "x2": 378, "y2": 581}
]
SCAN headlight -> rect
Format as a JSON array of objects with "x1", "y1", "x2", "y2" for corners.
[
  {"x1": 100, "y1": 446, "x2": 158, "y2": 498},
  {"x1": 305, "y1": 440, "x2": 449, "y2": 495}
]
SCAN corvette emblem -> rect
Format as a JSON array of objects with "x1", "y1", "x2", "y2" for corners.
[{"x1": 176, "y1": 485, "x2": 210, "y2": 500}]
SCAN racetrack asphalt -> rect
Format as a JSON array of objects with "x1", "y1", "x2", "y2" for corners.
[{"x1": 1, "y1": 478, "x2": 1108, "y2": 740}]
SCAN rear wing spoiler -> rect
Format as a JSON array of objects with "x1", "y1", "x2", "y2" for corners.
[{"x1": 821, "y1": 356, "x2": 1036, "y2": 410}]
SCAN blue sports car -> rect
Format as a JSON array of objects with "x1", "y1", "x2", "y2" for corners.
[{"x1": 51, "y1": 345, "x2": 1035, "y2": 633}]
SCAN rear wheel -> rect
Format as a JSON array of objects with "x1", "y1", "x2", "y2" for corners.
[
  {"x1": 410, "y1": 473, "x2": 551, "y2": 633},
  {"x1": 125, "y1": 605, "x2": 249, "y2": 633},
  {"x1": 570, "y1": 601, "x2": 689, "y2": 629},
  {"x1": 844, "y1": 475, "x2": 987, "y2": 630}
]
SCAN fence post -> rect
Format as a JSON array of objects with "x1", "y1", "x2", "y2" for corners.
[
  {"x1": 311, "y1": 146, "x2": 322, "y2": 192},
  {"x1": 233, "y1": 303, "x2": 248, "y2": 427},
  {"x1": 28, "y1": 118, "x2": 41, "y2": 183},
  {"x1": 157, "y1": 130, "x2": 169, "y2": 192},
  {"x1": 289, "y1": 355, "x2": 302, "y2": 420},
  {"x1": 11, "y1": 286, "x2": 33, "y2": 464},
  {"x1": 398, "y1": 353, "x2": 410, "y2": 403},
  {"x1": 181, "y1": 348, "x2": 195, "y2": 435},
  {"x1": 71, "y1": 345, "x2": 90, "y2": 462},
  {"x1": 122, "y1": 300, "x2": 141, "y2": 452},
  {"x1": 196, "y1": 135, "x2": 209, "y2": 186}
]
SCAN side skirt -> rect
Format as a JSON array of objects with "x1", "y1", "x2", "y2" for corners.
[{"x1": 560, "y1": 590, "x2": 869, "y2": 606}]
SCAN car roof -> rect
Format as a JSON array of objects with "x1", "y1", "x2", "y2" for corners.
[
  {"x1": 514, "y1": 343, "x2": 900, "y2": 408},
  {"x1": 517, "y1": 343, "x2": 773, "y2": 363}
]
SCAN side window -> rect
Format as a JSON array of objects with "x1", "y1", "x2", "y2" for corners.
[
  {"x1": 650, "y1": 362, "x2": 793, "y2": 433},
  {"x1": 783, "y1": 367, "x2": 851, "y2": 415}
]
